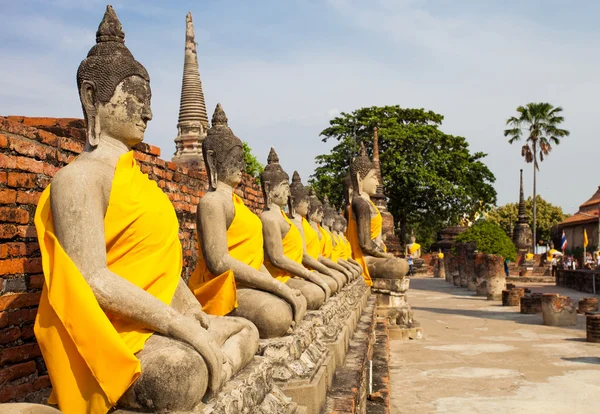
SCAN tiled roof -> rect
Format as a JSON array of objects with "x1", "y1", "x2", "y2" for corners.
[
  {"x1": 559, "y1": 212, "x2": 598, "y2": 227},
  {"x1": 580, "y1": 186, "x2": 600, "y2": 208}
]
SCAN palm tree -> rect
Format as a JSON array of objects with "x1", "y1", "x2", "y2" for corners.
[{"x1": 504, "y1": 102, "x2": 570, "y2": 253}]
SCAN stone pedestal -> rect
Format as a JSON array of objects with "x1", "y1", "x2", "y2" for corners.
[
  {"x1": 411, "y1": 258, "x2": 427, "y2": 275},
  {"x1": 373, "y1": 278, "x2": 421, "y2": 338},
  {"x1": 258, "y1": 318, "x2": 328, "y2": 414},
  {"x1": 502, "y1": 288, "x2": 525, "y2": 306},
  {"x1": 474, "y1": 253, "x2": 488, "y2": 297},
  {"x1": 433, "y1": 258, "x2": 446, "y2": 279},
  {"x1": 578, "y1": 297, "x2": 599, "y2": 314},
  {"x1": 191, "y1": 357, "x2": 302, "y2": 414},
  {"x1": 542, "y1": 294, "x2": 577, "y2": 326},
  {"x1": 586, "y1": 315, "x2": 600, "y2": 343},
  {"x1": 520, "y1": 294, "x2": 543, "y2": 314}
]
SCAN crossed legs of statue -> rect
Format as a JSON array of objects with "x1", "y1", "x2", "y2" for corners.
[
  {"x1": 231, "y1": 288, "x2": 308, "y2": 339},
  {"x1": 286, "y1": 277, "x2": 325, "y2": 310},
  {"x1": 119, "y1": 316, "x2": 258, "y2": 412}
]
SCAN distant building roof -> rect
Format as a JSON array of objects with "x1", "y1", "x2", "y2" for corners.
[{"x1": 558, "y1": 186, "x2": 600, "y2": 228}]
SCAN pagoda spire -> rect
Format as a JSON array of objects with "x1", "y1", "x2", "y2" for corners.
[
  {"x1": 172, "y1": 12, "x2": 208, "y2": 169},
  {"x1": 517, "y1": 169, "x2": 527, "y2": 223}
]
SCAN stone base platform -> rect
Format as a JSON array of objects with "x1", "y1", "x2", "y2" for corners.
[
  {"x1": 507, "y1": 276, "x2": 555, "y2": 284},
  {"x1": 325, "y1": 296, "x2": 379, "y2": 413}
]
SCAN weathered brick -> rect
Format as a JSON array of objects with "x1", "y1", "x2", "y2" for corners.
[
  {"x1": 37, "y1": 130, "x2": 58, "y2": 147},
  {"x1": 0, "y1": 225, "x2": 18, "y2": 240},
  {"x1": 16, "y1": 191, "x2": 42, "y2": 205},
  {"x1": 25, "y1": 243, "x2": 39, "y2": 256},
  {"x1": 8, "y1": 138, "x2": 54, "y2": 161},
  {"x1": 59, "y1": 137, "x2": 84, "y2": 153},
  {"x1": 27, "y1": 274, "x2": 44, "y2": 290},
  {"x1": 0, "y1": 292, "x2": 41, "y2": 311},
  {"x1": 0, "y1": 258, "x2": 25, "y2": 275},
  {"x1": 0, "y1": 343, "x2": 41, "y2": 366},
  {"x1": 17, "y1": 226, "x2": 36, "y2": 238},
  {"x1": 21, "y1": 325, "x2": 34, "y2": 340},
  {"x1": 0, "y1": 327, "x2": 20, "y2": 345},
  {"x1": 0, "y1": 360, "x2": 36, "y2": 385},
  {"x1": 0, "y1": 312, "x2": 6, "y2": 329},
  {"x1": 6, "y1": 172, "x2": 36, "y2": 189},
  {"x1": 0, "y1": 154, "x2": 16, "y2": 169},
  {"x1": 0, "y1": 134, "x2": 7, "y2": 148},
  {"x1": 0, "y1": 207, "x2": 29, "y2": 224},
  {"x1": 2, "y1": 278, "x2": 26, "y2": 293},
  {"x1": 2, "y1": 243, "x2": 26, "y2": 258},
  {"x1": 7, "y1": 308, "x2": 37, "y2": 327}
]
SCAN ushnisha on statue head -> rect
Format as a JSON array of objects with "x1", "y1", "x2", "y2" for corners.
[
  {"x1": 290, "y1": 170, "x2": 310, "y2": 217},
  {"x1": 77, "y1": 5, "x2": 152, "y2": 149},
  {"x1": 349, "y1": 142, "x2": 378, "y2": 197},
  {"x1": 202, "y1": 104, "x2": 245, "y2": 190},
  {"x1": 260, "y1": 148, "x2": 291, "y2": 210}
]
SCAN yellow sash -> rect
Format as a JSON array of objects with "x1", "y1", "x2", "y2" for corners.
[
  {"x1": 369, "y1": 200, "x2": 387, "y2": 252},
  {"x1": 409, "y1": 243, "x2": 421, "y2": 254},
  {"x1": 318, "y1": 225, "x2": 333, "y2": 259},
  {"x1": 264, "y1": 210, "x2": 303, "y2": 283},
  {"x1": 33, "y1": 151, "x2": 181, "y2": 414},
  {"x1": 189, "y1": 193, "x2": 264, "y2": 316},
  {"x1": 302, "y1": 217, "x2": 321, "y2": 260},
  {"x1": 331, "y1": 232, "x2": 343, "y2": 262},
  {"x1": 345, "y1": 205, "x2": 372, "y2": 286}
]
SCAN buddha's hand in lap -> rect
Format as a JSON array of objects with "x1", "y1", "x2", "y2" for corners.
[
  {"x1": 170, "y1": 314, "x2": 224, "y2": 396},
  {"x1": 292, "y1": 289, "x2": 305, "y2": 325},
  {"x1": 184, "y1": 305, "x2": 211, "y2": 329}
]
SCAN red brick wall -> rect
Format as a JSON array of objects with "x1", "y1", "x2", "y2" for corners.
[{"x1": 0, "y1": 116, "x2": 265, "y2": 403}]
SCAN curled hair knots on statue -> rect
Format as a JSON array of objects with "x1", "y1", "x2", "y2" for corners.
[
  {"x1": 260, "y1": 148, "x2": 289, "y2": 188},
  {"x1": 77, "y1": 5, "x2": 149, "y2": 104},
  {"x1": 290, "y1": 170, "x2": 309, "y2": 204},
  {"x1": 349, "y1": 141, "x2": 375, "y2": 192}
]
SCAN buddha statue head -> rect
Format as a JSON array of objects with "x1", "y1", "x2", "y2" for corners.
[
  {"x1": 307, "y1": 188, "x2": 324, "y2": 224},
  {"x1": 260, "y1": 148, "x2": 291, "y2": 210},
  {"x1": 349, "y1": 142, "x2": 378, "y2": 197},
  {"x1": 290, "y1": 171, "x2": 309, "y2": 218},
  {"x1": 333, "y1": 212, "x2": 345, "y2": 233},
  {"x1": 77, "y1": 6, "x2": 152, "y2": 149},
  {"x1": 203, "y1": 104, "x2": 245, "y2": 190},
  {"x1": 322, "y1": 196, "x2": 337, "y2": 229}
]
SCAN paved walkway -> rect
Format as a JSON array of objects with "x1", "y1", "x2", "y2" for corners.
[{"x1": 390, "y1": 277, "x2": 600, "y2": 413}]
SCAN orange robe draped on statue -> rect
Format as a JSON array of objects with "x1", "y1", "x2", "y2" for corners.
[
  {"x1": 302, "y1": 217, "x2": 321, "y2": 260},
  {"x1": 34, "y1": 151, "x2": 182, "y2": 414},
  {"x1": 189, "y1": 193, "x2": 264, "y2": 316},
  {"x1": 264, "y1": 210, "x2": 304, "y2": 283}
]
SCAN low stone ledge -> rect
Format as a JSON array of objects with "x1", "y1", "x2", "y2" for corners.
[
  {"x1": 366, "y1": 318, "x2": 391, "y2": 414},
  {"x1": 324, "y1": 295, "x2": 377, "y2": 413}
]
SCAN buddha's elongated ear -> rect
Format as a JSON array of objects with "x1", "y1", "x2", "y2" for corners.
[
  {"x1": 355, "y1": 172, "x2": 363, "y2": 195},
  {"x1": 262, "y1": 180, "x2": 271, "y2": 210},
  {"x1": 80, "y1": 80, "x2": 100, "y2": 147},
  {"x1": 204, "y1": 149, "x2": 218, "y2": 190},
  {"x1": 287, "y1": 194, "x2": 295, "y2": 219}
]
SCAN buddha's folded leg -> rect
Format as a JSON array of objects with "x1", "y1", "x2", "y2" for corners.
[
  {"x1": 286, "y1": 277, "x2": 325, "y2": 310},
  {"x1": 320, "y1": 274, "x2": 339, "y2": 294},
  {"x1": 119, "y1": 334, "x2": 208, "y2": 412},
  {"x1": 365, "y1": 256, "x2": 409, "y2": 280},
  {"x1": 207, "y1": 314, "x2": 259, "y2": 381},
  {"x1": 231, "y1": 288, "x2": 295, "y2": 339}
]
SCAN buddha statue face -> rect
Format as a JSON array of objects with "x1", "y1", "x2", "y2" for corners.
[
  {"x1": 82, "y1": 75, "x2": 152, "y2": 148},
  {"x1": 260, "y1": 148, "x2": 290, "y2": 208},
  {"x1": 294, "y1": 196, "x2": 310, "y2": 217},
  {"x1": 269, "y1": 181, "x2": 290, "y2": 207},
  {"x1": 203, "y1": 104, "x2": 245, "y2": 190},
  {"x1": 361, "y1": 169, "x2": 379, "y2": 197},
  {"x1": 309, "y1": 205, "x2": 324, "y2": 224},
  {"x1": 333, "y1": 217, "x2": 343, "y2": 233},
  {"x1": 76, "y1": 6, "x2": 150, "y2": 149}
]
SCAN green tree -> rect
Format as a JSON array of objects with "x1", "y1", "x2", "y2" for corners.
[
  {"x1": 486, "y1": 196, "x2": 569, "y2": 244},
  {"x1": 242, "y1": 141, "x2": 264, "y2": 181},
  {"x1": 310, "y1": 106, "x2": 497, "y2": 246},
  {"x1": 455, "y1": 220, "x2": 517, "y2": 261},
  {"x1": 504, "y1": 103, "x2": 570, "y2": 252}
]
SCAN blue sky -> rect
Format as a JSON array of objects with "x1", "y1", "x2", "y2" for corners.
[{"x1": 1, "y1": 0, "x2": 599, "y2": 215}]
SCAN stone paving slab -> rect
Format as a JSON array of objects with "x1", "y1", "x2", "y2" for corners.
[{"x1": 390, "y1": 277, "x2": 600, "y2": 413}]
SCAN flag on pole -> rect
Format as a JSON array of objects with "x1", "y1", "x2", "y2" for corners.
[
  {"x1": 561, "y1": 231, "x2": 568, "y2": 251},
  {"x1": 584, "y1": 229, "x2": 589, "y2": 248}
]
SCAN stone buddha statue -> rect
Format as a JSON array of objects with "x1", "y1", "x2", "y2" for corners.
[
  {"x1": 307, "y1": 189, "x2": 351, "y2": 288},
  {"x1": 321, "y1": 199, "x2": 361, "y2": 279},
  {"x1": 32, "y1": 7, "x2": 258, "y2": 413},
  {"x1": 189, "y1": 105, "x2": 306, "y2": 340},
  {"x1": 346, "y1": 145, "x2": 409, "y2": 284},
  {"x1": 288, "y1": 172, "x2": 343, "y2": 293},
  {"x1": 259, "y1": 148, "x2": 331, "y2": 310},
  {"x1": 406, "y1": 230, "x2": 422, "y2": 258}
]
